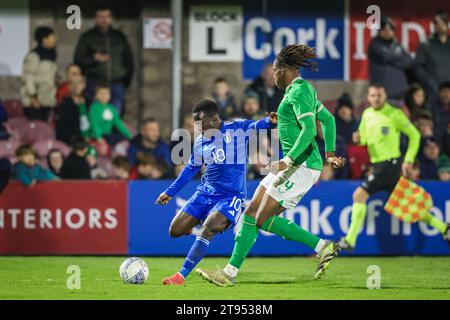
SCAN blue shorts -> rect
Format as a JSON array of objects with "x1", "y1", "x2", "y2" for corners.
[{"x1": 181, "y1": 191, "x2": 244, "y2": 228}]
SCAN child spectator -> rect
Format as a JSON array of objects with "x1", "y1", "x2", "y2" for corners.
[
  {"x1": 13, "y1": 144, "x2": 56, "y2": 187},
  {"x1": 128, "y1": 117, "x2": 172, "y2": 172},
  {"x1": 89, "y1": 86, "x2": 132, "y2": 147},
  {"x1": 212, "y1": 77, "x2": 237, "y2": 120},
  {"x1": 60, "y1": 137, "x2": 91, "y2": 179},
  {"x1": 240, "y1": 92, "x2": 263, "y2": 120},
  {"x1": 419, "y1": 137, "x2": 441, "y2": 180},
  {"x1": 46, "y1": 149, "x2": 64, "y2": 177},
  {"x1": 20, "y1": 26, "x2": 58, "y2": 121},
  {"x1": 334, "y1": 93, "x2": 358, "y2": 144},
  {"x1": 129, "y1": 153, "x2": 166, "y2": 180},
  {"x1": 112, "y1": 156, "x2": 131, "y2": 180},
  {"x1": 56, "y1": 64, "x2": 82, "y2": 104},
  {"x1": 55, "y1": 76, "x2": 91, "y2": 145},
  {"x1": 414, "y1": 110, "x2": 434, "y2": 139},
  {"x1": 437, "y1": 156, "x2": 450, "y2": 181},
  {"x1": 403, "y1": 84, "x2": 428, "y2": 119}
]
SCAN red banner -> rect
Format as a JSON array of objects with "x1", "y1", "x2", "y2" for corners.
[
  {"x1": 349, "y1": 0, "x2": 450, "y2": 80},
  {"x1": 0, "y1": 181, "x2": 128, "y2": 254}
]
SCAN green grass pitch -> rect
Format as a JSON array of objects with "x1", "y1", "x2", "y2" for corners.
[{"x1": 0, "y1": 256, "x2": 449, "y2": 299}]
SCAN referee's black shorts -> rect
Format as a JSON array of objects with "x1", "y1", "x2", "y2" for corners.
[{"x1": 361, "y1": 158, "x2": 402, "y2": 196}]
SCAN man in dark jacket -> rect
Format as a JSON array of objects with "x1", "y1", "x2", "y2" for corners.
[
  {"x1": 245, "y1": 64, "x2": 283, "y2": 113},
  {"x1": 368, "y1": 16, "x2": 413, "y2": 100},
  {"x1": 415, "y1": 11, "x2": 450, "y2": 98},
  {"x1": 127, "y1": 118, "x2": 172, "y2": 172},
  {"x1": 60, "y1": 137, "x2": 91, "y2": 180},
  {"x1": 74, "y1": 7, "x2": 134, "y2": 115}
]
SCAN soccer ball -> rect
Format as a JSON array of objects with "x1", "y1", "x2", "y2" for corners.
[{"x1": 119, "y1": 257, "x2": 149, "y2": 284}]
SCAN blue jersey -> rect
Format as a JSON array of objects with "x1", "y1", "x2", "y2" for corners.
[{"x1": 164, "y1": 118, "x2": 273, "y2": 198}]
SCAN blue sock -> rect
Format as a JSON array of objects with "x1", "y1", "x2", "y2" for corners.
[{"x1": 179, "y1": 236, "x2": 210, "y2": 279}]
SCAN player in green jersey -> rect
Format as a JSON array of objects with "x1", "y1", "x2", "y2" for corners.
[
  {"x1": 339, "y1": 84, "x2": 450, "y2": 250},
  {"x1": 196, "y1": 45, "x2": 346, "y2": 286}
]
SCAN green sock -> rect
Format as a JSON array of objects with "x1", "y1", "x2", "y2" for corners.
[
  {"x1": 229, "y1": 215, "x2": 259, "y2": 269},
  {"x1": 261, "y1": 216, "x2": 320, "y2": 250},
  {"x1": 345, "y1": 202, "x2": 367, "y2": 247},
  {"x1": 422, "y1": 213, "x2": 447, "y2": 234}
]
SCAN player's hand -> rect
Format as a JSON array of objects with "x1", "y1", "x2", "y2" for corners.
[
  {"x1": 327, "y1": 156, "x2": 347, "y2": 169},
  {"x1": 267, "y1": 112, "x2": 278, "y2": 125},
  {"x1": 155, "y1": 193, "x2": 172, "y2": 205},
  {"x1": 352, "y1": 131, "x2": 360, "y2": 144},
  {"x1": 265, "y1": 160, "x2": 287, "y2": 174},
  {"x1": 401, "y1": 162, "x2": 413, "y2": 178}
]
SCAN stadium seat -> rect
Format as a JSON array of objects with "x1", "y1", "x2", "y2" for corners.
[
  {"x1": 97, "y1": 156, "x2": 113, "y2": 177},
  {"x1": 321, "y1": 99, "x2": 337, "y2": 114},
  {"x1": 124, "y1": 122, "x2": 138, "y2": 136},
  {"x1": 2, "y1": 100, "x2": 24, "y2": 118},
  {"x1": 7, "y1": 117, "x2": 55, "y2": 144},
  {"x1": 33, "y1": 139, "x2": 71, "y2": 160},
  {"x1": 0, "y1": 139, "x2": 20, "y2": 159},
  {"x1": 347, "y1": 144, "x2": 370, "y2": 179}
]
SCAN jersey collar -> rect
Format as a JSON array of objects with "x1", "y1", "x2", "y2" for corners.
[{"x1": 285, "y1": 77, "x2": 302, "y2": 92}]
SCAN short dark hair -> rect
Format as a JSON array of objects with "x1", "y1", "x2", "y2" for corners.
[
  {"x1": 368, "y1": 83, "x2": 385, "y2": 91},
  {"x1": 414, "y1": 109, "x2": 433, "y2": 121},
  {"x1": 15, "y1": 144, "x2": 35, "y2": 158},
  {"x1": 136, "y1": 153, "x2": 156, "y2": 166},
  {"x1": 95, "y1": 85, "x2": 110, "y2": 92},
  {"x1": 192, "y1": 99, "x2": 219, "y2": 118},
  {"x1": 34, "y1": 26, "x2": 54, "y2": 44},
  {"x1": 141, "y1": 117, "x2": 158, "y2": 126},
  {"x1": 95, "y1": 6, "x2": 112, "y2": 14},
  {"x1": 112, "y1": 156, "x2": 130, "y2": 171},
  {"x1": 71, "y1": 136, "x2": 88, "y2": 152},
  {"x1": 214, "y1": 77, "x2": 227, "y2": 84},
  {"x1": 439, "y1": 81, "x2": 450, "y2": 91}
]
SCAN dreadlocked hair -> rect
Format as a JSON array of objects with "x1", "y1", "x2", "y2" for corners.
[{"x1": 276, "y1": 44, "x2": 318, "y2": 72}]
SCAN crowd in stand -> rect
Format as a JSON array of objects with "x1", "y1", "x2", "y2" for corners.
[{"x1": 0, "y1": 8, "x2": 449, "y2": 188}]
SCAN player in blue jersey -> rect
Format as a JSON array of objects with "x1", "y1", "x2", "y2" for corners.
[{"x1": 155, "y1": 99, "x2": 277, "y2": 285}]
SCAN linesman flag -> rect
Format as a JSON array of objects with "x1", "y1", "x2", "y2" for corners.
[{"x1": 384, "y1": 177, "x2": 433, "y2": 223}]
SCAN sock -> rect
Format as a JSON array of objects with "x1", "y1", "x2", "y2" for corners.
[
  {"x1": 345, "y1": 202, "x2": 367, "y2": 247},
  {"x1": 179, "y1": 236, "x2": 209, "y2": 279},
  {"x1": 422, "y1": 212, "x2": 447, "y2": 234},
  {"x1": 261, "y1": 216, "x2": 320, "y2": 250},
  {"x1": 223, "y1": 264, "x2": 239, "y2": 278},
  {"x1": 228, "y1": 215, "x2": 259, "y2": 272},
  {"x1": 314, "y1": 239, "x2": 327, "y2": 253}
]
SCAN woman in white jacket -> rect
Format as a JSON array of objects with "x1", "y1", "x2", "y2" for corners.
[{"x1": 21, "y1": 26, "x2": 58, "y2": 122}]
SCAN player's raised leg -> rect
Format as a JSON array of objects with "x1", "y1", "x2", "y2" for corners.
[{"x1": 164, "y1": 211, "x2": 230, "y2": 285}]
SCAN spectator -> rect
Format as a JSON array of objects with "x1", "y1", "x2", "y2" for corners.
[
  {"x1": 128, "y1": 117, "x2": 172, "y2": 171},
  {"x1": 74, "y1": 6, "x2": 134, "y2": 114},
  {"x1": 89, "y1": 86, "x2": 132, "y2": 147},
  {"x1": 240, "y1": 92, "x2": 263, "y2": 120},
  {"x1": 0, "y1": 100, "x2": 10, "y2": 140},
  {"x1": 60, "y1": 137, "x2": 91, "y2": 179},
  {"x1": 129, "y1": 153, "x2": 166, "y2": 180},
  {"x1": 112, "y1": 156, "x2": 131, "y2": 180},
  {"x1": 414, "y1": 110, "x2": 434, "y2": 139},
  {"x1": 419, "y1": 137, "x2": 441, "y2": 180},
  {"x1": 334, "y1": 93, "x2": 358, "y2": 144},
  {"x1": 368, "y1": 16, "x2": 413, "y2": 100},
  {"x1": 415, "y1": 10, "x2": 450, "y2": 98},
  {"x1": 13, "y1": 144, "x2": 56, "y2": 187},
  {"x1": 403, "y1": 84, "x2": 428, "y2": 119},
  {"x1": 56, "y1": 64, "x2": 82, "y2": 104},
  {"x1": 437, "y1": 155, "x2": 450, "y2": 182},
  {"x1": 55, "y1": 76, "x2": 91, "y2": 145},
  {"x1": 245, "y1": 64, "x2": 284, "y2": 112},
  {"x1": 429, "y1": 81, "x2": 450, "y2": 141},
  {"x1": 47, "y1": 149, "x2": 64, "y2": 177},
  {"x1": 212, "y1": 77, "x2": 237, "y2": 120},
  {"x1": 442, "y1": 130, "x2": 450, "y2": 157},
  {"x1": 86, "y1": 146, "x2": 108, "y2": 179},
  {"x1": 20, "y1": 26, "x2": 58, "y2": 121}
]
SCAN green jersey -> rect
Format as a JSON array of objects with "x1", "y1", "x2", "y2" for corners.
[
  {"x1": 88, "y1": 100, "x2": 132, "y2": 140},
  {"x1": 277, "y1": 78, "x2": 334, "y2": 171},
  {"x1": 358, "y1": 103, "x2": 420, "y2": 164}
]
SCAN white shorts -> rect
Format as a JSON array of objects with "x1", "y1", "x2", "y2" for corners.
[{"x1": 260, "y1": 165, "x2": 321, "y2": 209}]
